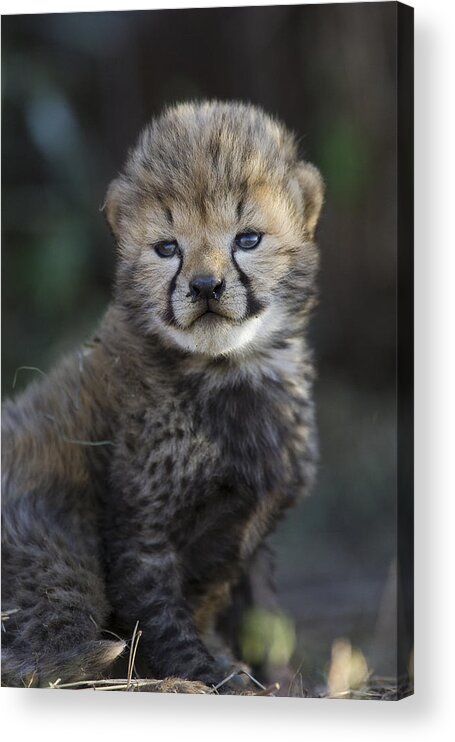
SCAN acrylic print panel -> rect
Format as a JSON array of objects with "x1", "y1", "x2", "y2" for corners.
[{"x1": 1, "y1": 2, "x2": 414, "y2": 699}]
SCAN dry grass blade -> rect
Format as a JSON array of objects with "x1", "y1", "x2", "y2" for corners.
[
  {"x1": 209, "y1": 668, "x2": 275, "y2": 695},
  {"x1": 240, "y1": 669, "x2": 267, "y2": 690},
  {"x1": 53, "y1": 678, "x2": 182, "y2": 692},
  {"x1": 93, "y1": 679, "x2": 164, "y2": 692},
  {"x1": 126, "y1": 620, "x2": 142, "y2": 689},
  {"x1": 50, "y1": 678, "x2": 129, "y2": 689},
  {"x1": 210, "y1": 670, "x2": 238, "y2": 693},
  {"x1": 252, "y1": 683, "x2": 280, "y2": 696}
]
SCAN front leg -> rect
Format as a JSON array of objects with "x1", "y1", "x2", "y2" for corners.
[{"x1": 105, "y1": 534, "x2": 223, "y2": 686}]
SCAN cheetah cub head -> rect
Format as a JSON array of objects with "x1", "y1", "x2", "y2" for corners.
[{"x1": 105, "y1": 101, "x2": 324, "y2": 358}]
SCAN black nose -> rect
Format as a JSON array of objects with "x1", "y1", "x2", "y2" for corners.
[{"x1": 189, "y1": 275, "x2": 225, "y2": 302}]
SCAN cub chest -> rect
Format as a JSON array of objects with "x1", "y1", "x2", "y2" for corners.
[{"x1": 121, "y1": 374, "x2": 302, "y2": 493}]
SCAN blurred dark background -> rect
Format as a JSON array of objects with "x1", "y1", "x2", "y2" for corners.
[{"x1": 2, "y1": 3, "x2": 404, "y2": 692}]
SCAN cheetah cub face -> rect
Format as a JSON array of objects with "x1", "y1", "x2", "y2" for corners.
[{"x1": 106, "y1": 102, "x2": 324, "y2": 357}]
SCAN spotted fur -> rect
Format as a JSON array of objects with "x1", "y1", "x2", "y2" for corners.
[{"x1": 1, "y1": 101, "x2": 324, "y2": 691}]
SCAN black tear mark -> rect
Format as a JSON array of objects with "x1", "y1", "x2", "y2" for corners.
[
  {"x1": 163, "y1": 254, "x2": 183, "y2": 326},
  {"x1": 231, "y1": 249, "x2": 266, "y2": 318}
]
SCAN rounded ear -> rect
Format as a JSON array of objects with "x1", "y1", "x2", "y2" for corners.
[
  {"x1": 293, "y1": 161, "x2": 325, "y2": 238},
  {"x1": 102, "y1": 177, "x2": 123, "y2": 241}
]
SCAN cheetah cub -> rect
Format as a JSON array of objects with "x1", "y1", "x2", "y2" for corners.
[{"x1": 2, "y1": 101, "x2": 324, "y2": 692}]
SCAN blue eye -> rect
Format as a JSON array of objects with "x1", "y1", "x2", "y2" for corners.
[
  {"x1": 155, "y1": 240, "x2": 178, "y2": 258},
  {"x1": 235, "y1": 232, "x2": 262, "y2": 250}
]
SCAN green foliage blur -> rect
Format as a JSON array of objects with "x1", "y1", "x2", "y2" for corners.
[{"x1": 2, "y1": 4, "x2": 404, "y2": 684}]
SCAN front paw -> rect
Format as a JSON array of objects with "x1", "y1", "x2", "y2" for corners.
[{"x1": 154, "y1": 678, "x2": 210, "y2": 694}]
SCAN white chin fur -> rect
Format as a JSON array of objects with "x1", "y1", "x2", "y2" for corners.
[{"x1": 156, "y1": 307, "x2": 280, "y2": 357}]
